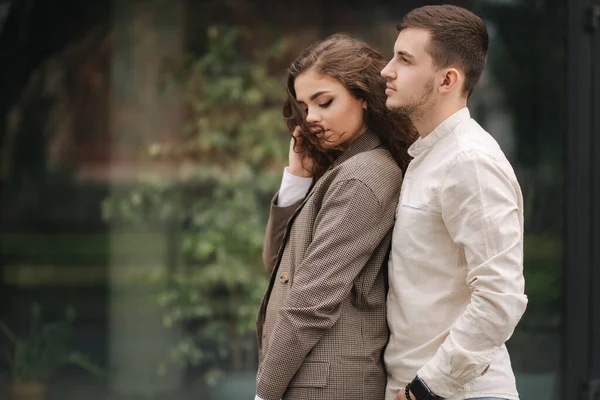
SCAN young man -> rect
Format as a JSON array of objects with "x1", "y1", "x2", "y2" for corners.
[{"x1": 381, "y1": 5, "x2": 527, "y2": 400}]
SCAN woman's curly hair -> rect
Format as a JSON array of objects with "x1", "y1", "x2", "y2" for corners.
[{"x1": 283, "y1": 33, "x2": 417, "y2": 179}]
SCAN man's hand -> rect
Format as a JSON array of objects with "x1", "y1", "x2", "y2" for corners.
[{"x1": 394, "y1": 388, "x2": 416, "y2": 400}]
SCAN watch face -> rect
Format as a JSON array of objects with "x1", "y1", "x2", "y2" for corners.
[{"x1": 410, "y1": 377, "x2": 430, "y2": 399}]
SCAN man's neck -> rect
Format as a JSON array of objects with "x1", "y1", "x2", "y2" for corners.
[{"x1": 414, "y1": 101, "x2": 467, "y2": 138}]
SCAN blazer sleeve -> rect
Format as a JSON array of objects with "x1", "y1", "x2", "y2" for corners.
[
  {"x1": 262, "y1": 192, "x2": 304, "y2": 273},
  {"x1": 256, "y1": 179, "x2": 393, "y2": 400}
]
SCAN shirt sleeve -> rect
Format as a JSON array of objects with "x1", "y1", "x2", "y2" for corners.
[
  {"x1": 256, "y1": 179, "x2": 393, "y2": 400},
  {"x1": 417, "y1": 149, "x2": 528, "y2": 397},
  {"x1": 277, "y1": 167, "x2": 313, "y2": 207}
]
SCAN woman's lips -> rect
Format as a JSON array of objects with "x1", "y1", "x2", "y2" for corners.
[{"x1": 312, "y1": 128, "x2": 328, "y2": 138}]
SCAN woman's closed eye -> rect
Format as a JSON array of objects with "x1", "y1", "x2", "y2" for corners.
[{"x1": 319, "y1": 99, "x2": 333, "y2": 108}]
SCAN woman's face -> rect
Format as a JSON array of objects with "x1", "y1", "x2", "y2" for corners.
[{"x1": 294, "y1": 68, "x2": 368, "y2": 149}]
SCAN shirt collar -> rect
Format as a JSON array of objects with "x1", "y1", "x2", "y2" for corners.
[{"x1": 408, "y1": 107, "x2": 470, "y2": 157}]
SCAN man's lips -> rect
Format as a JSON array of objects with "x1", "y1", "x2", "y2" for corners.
[{"x1": 385, "y1": 84, "x2": 396, "y2": 95}]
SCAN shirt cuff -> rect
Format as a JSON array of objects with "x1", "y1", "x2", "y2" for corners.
[
  {"x1": 277, "y1": 167, "x2": 313, "y2": 207},
  {"x1": 417, "y1": 358, "x2": 463, "y2": 399}
]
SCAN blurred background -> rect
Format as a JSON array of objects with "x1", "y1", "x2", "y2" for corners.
[{"x1": 0, "y1": 0, "x2": 597, "y2": 399}]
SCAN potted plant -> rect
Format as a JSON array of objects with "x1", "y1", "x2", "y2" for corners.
[{"x1": 1, "y1": 303, "x2": 104, "y2": 400}]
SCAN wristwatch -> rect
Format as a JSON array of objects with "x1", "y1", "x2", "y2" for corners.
[{"x1": 407, "y1": 376, "x2": 443, "y2": 400}]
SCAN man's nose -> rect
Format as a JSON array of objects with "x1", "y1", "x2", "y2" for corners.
[{"x1": 381, "y1": 60, "x2": 395, "y2": 80}]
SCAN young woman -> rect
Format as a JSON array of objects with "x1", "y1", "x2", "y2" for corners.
[{"x1": 255, "y1": 34, "x2": 416, "y2": 400}]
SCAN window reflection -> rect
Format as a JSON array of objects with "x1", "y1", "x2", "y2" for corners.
[
  {"x1": 471, "y1": 0, "x2": 566, "y2": 398},
  {"x1": 0, "y1": 1, "x2": 566, "y2": 399}
]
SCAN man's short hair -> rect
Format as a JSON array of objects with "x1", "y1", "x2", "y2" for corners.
[{"x1": 398, "y1": 5, "x2": 489, "y2": 96}]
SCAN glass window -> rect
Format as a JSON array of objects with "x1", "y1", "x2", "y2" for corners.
[
  {"x1": 470, "y1": 0, "x2": 566, "y2": 398},
  {"x1": 0, "y1": 1, "x2": 566, "y2": 399}
]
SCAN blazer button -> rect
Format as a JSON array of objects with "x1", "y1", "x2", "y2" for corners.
[{"x1": 280, "y1": 272, "x2": 289, "y2": 284}]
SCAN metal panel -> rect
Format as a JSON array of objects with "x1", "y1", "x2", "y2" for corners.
[{"x1": 565, "y1": 0, "x2": 598, "y2": 397}]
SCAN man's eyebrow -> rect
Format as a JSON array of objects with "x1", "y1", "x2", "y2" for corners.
[{"x1": 396, "y1": 50, "x2": 414, "y2": 59}]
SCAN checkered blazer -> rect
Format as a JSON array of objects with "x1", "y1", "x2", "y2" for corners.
[{"x1": 256, "y1": 130, "x2": 404, "y2": 400}]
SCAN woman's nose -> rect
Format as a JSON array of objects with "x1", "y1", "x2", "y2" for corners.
[{"x1": 306, "y1": 108, "x2": 320, "y2": 123}]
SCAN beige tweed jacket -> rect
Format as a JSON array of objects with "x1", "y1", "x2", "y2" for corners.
[{"x1": 256, "y1": 130, "x2": 404, "y2": 400}]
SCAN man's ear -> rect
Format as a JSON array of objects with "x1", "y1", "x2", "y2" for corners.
[{"x1": 439, "y1": 68, "x2": 462, "y2": 94}]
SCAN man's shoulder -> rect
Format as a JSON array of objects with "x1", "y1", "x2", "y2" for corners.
[
  {"x1": 442, "y1": 119, "x2": 520, "y2": 187},
  {"x1": 448, "y1": 118, "x2": 506, "y2": 162}
]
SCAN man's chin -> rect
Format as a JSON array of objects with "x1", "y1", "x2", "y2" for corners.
[
  {"x1": 386, "y1": 101, "x2": 410, "y2": 115},
  {"x1": 385, "y1": 99, "x2": 401, "y2": 112}
]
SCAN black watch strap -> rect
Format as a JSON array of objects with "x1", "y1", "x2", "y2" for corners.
[{"x1": 408, "y1": 376, "x2": 443, "y2": 400}]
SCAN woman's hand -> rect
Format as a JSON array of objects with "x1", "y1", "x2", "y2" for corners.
[{"x1": 288, "y1": 127, "x2": 314, "y2": 178}]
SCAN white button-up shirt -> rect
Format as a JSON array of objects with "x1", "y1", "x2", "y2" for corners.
[{"x1": 385, "y1": 107, "x2": 528, "y2": 400}]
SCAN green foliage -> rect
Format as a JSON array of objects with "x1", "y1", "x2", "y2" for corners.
[
  {"x1": 521, "y1": 234, "x2": 562, "y2": 325},
  {"x1": 102, "y1": 25, "x2": 290, "y2": 381},
  {"x1": 1, "y1": 303, "x2": 105, "y2": 383}
]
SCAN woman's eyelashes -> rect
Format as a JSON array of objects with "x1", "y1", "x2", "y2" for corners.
[
  {"x1": 299, "y1": 98, "x2": 333, "y2": 114},
  {"x1": 319, "y1": 99, "x2": 333, "y2": 108}
]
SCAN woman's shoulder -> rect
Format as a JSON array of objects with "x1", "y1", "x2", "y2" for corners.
[
  {"x1": 342, "y1": 146, "x2": 401, "y2": 177},
  {"x1": 328, "y1": 147, "x2": 403, "y2": 195}
]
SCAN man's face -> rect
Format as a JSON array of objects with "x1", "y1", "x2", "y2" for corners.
[{"x1": 381, "y1": 27, "x2": 438, "y2": 119}]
